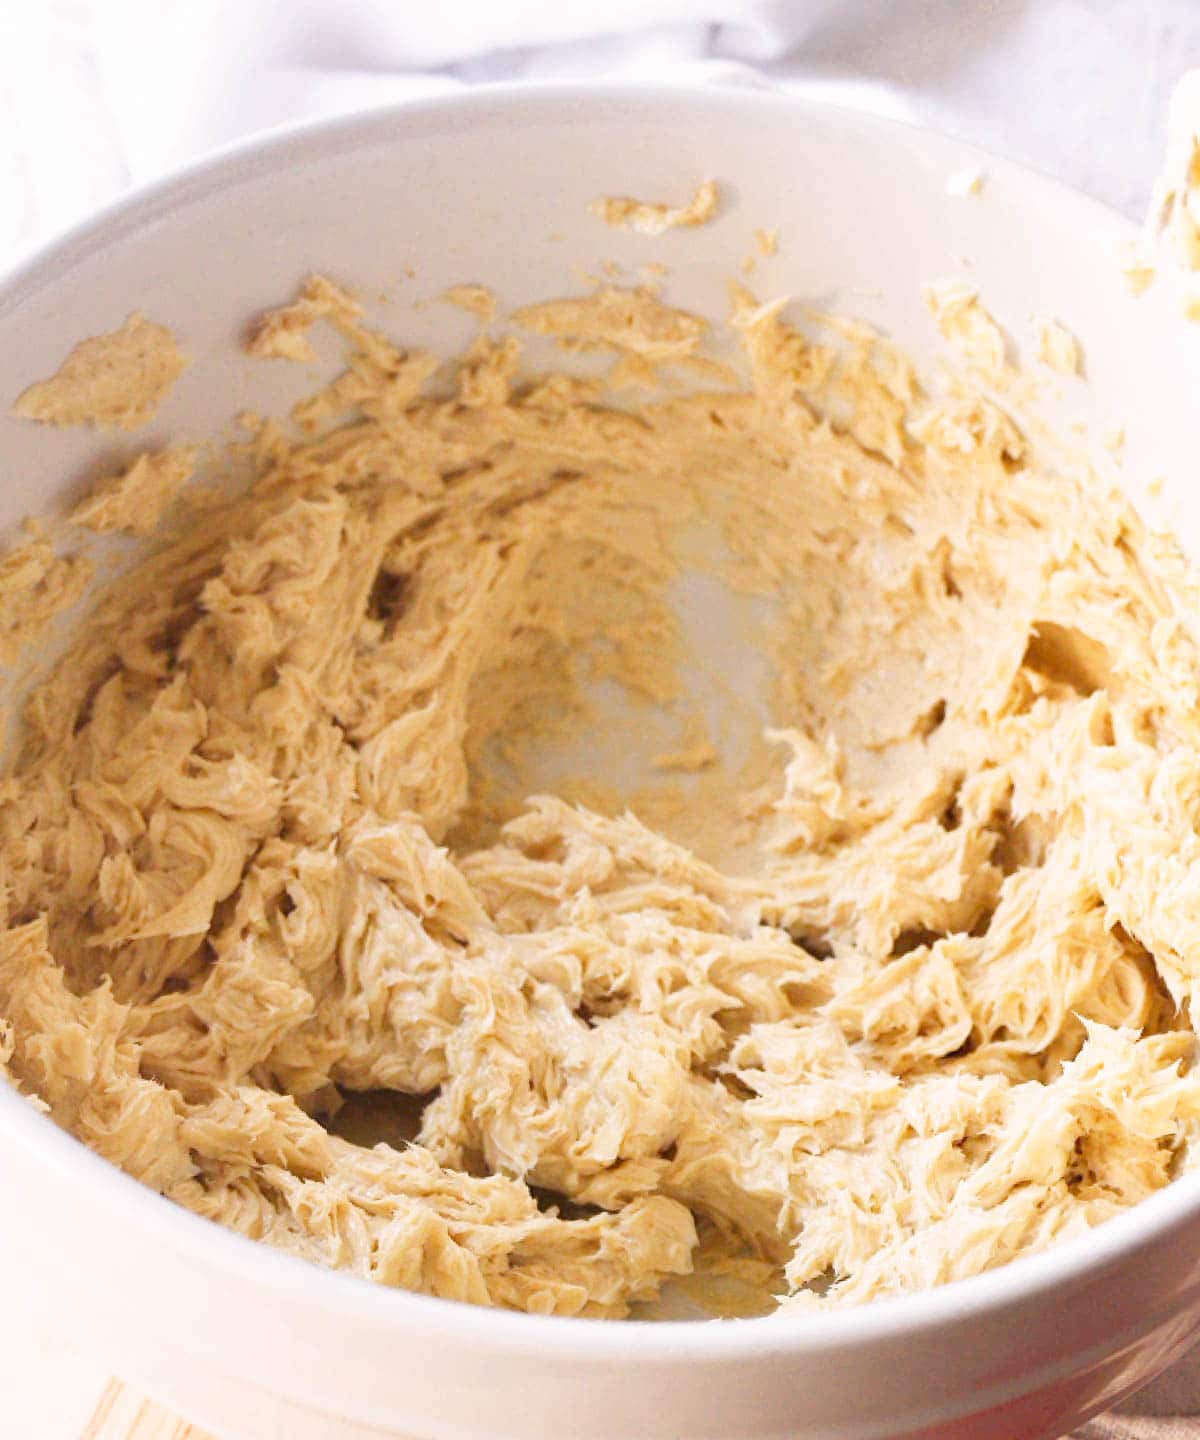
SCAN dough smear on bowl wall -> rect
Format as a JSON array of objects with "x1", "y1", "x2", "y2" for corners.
[{"x1": 3, "y1": 215, "x2": 1200, "y2": 1327}]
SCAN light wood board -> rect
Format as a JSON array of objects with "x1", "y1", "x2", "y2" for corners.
[{"x1": 0, "y1": 1318, "x2": 209, "y2": 1439}]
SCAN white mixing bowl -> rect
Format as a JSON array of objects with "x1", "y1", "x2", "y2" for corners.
[{"x1": 3, "y1": 83, "x2": 1200, "y2": 1440}]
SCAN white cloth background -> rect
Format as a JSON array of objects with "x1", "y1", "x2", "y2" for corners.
[
  {"x1": 7, "y1": 0, "x2": 1200, "y2": 262},
  {"x1": 4, "y1": 0, "x2": 1200, "y2": 1431}
]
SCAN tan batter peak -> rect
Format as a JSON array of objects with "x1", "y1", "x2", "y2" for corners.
[
  {"x1": 754, "y1": 228, "x2": 779, "y2": 258},
  {"x1": 440, "y1": 285, "x2": 497, "y2": 324},
  {"x1": 514, "y1": 285, "x2": 707, "y2": 361},
  {"x1": 1036, "y1": 317, "x2": 1082, "y2": 376},
  {"x1": 0, "y1": 536, "x2": 92, "y2": 665},
  {"x1": 923, "y1": 276, "x2": 1009, "y2": 376},
  {"x1": 69, "y1": 446, "x2": 198, "y2": 537},
  {"x1": 245, "y1": 273, "x2": 364, "y2": 362}
]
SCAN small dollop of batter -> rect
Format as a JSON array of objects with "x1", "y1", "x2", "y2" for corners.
[
  {"x1": 13, "y1": 312, "x2": 188, "y2": 431},
  {"x1": 592, "y1": 180, "x2": 719, "y2": 235}
]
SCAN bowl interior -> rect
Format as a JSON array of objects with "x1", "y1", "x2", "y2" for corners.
[{"x1": 3, "y1": 84, "x2": 1200, "y2": 1368}]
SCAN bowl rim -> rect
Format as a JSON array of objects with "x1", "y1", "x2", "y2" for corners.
[{"x1": 0, "y1": 77, "x2": 1192, "y2": 1364}]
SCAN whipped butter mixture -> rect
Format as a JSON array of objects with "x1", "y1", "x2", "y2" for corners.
[{"x1": 3, "y1": 258, "x2": 1200, "y2": 1321}]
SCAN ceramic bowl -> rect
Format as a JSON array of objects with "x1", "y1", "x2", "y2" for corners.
[{"x1": 2, "y1": 84, "x2": 1200, "y2": 1440}]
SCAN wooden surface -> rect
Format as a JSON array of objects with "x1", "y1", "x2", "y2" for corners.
[
  {"x1": 0, "y1": 1317, "x2": 210, "y2": 1440},
  {"x1": 81, "y1": 1382, "x2": 209, "y2": 1440}
]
